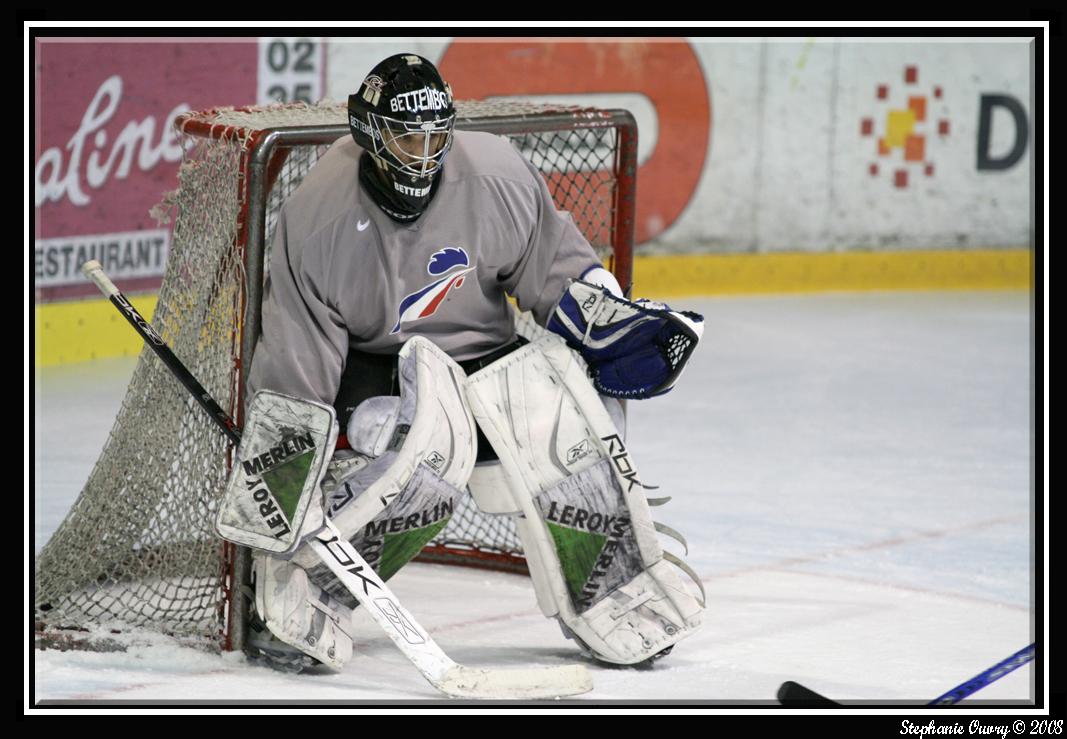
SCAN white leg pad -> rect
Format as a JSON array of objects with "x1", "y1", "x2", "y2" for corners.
[
  {"x1": 467, "y1": 461, "x2": 522, "y2": 514},
  {"x1": 248, "y1": 337, "x2": 478, "y2": 670},
  {"x1": 252, "y1": 551, "x2": 354, "y2": 670},
  {"x1": 466, "y1": 334, "x2": 703, "y2": 665},
  {"x1": 288, "y1": 336, "x2": 477, "y2": 601}
]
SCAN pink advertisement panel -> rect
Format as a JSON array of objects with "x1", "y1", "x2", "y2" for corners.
[{"x1": 34, "y1": 39, "x2": 258, "y2": 301}]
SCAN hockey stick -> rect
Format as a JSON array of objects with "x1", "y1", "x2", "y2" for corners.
[
  {"x1": 81, "y1": 262, "x2": 242, "y2": 446},
  {"x1": 777, "y1": 642, "x2": 1035, "y2": 706},
  {"x1": 81, "y1": 259, "x2": 592, "y2": 699},
  {"x1": 309, "y1": 521, "x2": 591, "y2": 699}
]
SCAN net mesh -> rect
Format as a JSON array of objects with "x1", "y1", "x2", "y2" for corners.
[
  {"x1": 34, "y1": 100, "x2": 634, "y2": 649},
  {"x1": 35, "y1": 133, "x2": 246, "y2": 647}
]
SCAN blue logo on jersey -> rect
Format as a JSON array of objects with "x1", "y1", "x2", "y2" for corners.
[
  {"x1": 428, "y1": 247, "x2": 468, "y2": 276},
  {"x1": 391, "y1": 247, "x2": 476, "y2": 334}
]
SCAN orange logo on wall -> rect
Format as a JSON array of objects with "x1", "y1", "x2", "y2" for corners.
[
  {"x1": 438, "y1": 41, "x2": 710, "y2": 246},
  {"x1": 861, "y1": 65, "x2": 951, "y2": 188}
]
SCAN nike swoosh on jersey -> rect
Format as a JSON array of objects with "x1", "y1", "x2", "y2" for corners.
[{"x1": 357, "y1": 219, "x2": 370, "y2": 231}]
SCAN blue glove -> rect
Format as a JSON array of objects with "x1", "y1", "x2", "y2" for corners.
[{"x1": 546, "y1": 280, "x2": 704, "y2": 399}]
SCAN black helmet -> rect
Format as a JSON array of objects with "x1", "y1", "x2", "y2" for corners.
[{"x1": 349, "y1": 54, "x2": 456, "y2": 221}]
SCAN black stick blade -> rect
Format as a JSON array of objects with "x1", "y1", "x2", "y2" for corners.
[{"x1": 777, "y1": 681, "x2": 841, "y2": 706}]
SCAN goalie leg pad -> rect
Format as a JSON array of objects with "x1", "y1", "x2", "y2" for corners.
[
  {"x1": 288, "y1": 336, "x2": 478, "y2": 607},
  {"x1": 250, "y1": 551, "x2": 354, "y2": 670},
  {"x1": 466, "y1": 334, "x2": 704, "y2": 665}
]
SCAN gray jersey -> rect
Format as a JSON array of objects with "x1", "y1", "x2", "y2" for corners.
[{"x1": 247, "y1": 130, "x2": 602, "y2": 407}]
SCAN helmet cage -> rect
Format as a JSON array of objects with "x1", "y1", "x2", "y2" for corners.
[{"x1": 369, "y1": 112, "x2": 455, "y2": 179}]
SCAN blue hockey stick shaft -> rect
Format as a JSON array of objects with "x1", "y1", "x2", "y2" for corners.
[
  {"x1": 927, "y1": 643, "x2": 1035, "y2": 705},
  {"x1": 778, "y1": 643, "x2": 1036, "y2": 706}
]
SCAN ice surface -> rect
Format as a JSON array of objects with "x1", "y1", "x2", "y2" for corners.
[{"x1": 30, "y1": 290, "x2": 1037, "y2": 709}]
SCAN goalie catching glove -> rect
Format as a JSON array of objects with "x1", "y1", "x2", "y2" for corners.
[{"x1": 546, "y1": 280, "x2": 704, "y2": 399}]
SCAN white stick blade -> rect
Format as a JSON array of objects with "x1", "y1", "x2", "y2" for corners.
[{"x1": 435, "y1": 664, "x2": 593, "y2": 700}]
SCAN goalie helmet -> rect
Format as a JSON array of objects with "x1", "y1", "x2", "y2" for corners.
[{"x1": 349, "y1": 53, "x2": 456, "y2": 222}]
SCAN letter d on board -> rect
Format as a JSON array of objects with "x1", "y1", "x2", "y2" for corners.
[{"x1": 977, "y1": 94, "x2": 1029, "y2": 171}]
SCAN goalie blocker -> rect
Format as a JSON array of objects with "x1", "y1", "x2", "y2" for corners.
[{"x1": 467, "y1": 334, "x2": 705, "y2": 664}]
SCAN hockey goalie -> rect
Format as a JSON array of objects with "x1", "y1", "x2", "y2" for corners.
[{"x1": 234, "y1": 53, "x2": 707, "y2": 674}]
